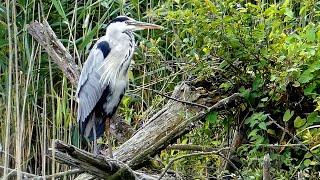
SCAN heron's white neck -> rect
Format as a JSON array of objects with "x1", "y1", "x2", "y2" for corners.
[{"x1": 100, "y1": 29, "x2": 135, "y2": 88}]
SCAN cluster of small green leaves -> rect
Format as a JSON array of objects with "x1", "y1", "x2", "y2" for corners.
[{"x1": 154, "y1": 0, "x2": 320, "y2": 178}]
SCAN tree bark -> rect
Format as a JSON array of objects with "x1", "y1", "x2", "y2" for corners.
[
  {"x1": 27, "y1": 21, "x2": 80, "y2": 85},
  {"x1": 50, "y1": 140, "x2": 179, "y2": 180},
  {"x1": 114, "y1": 84, "x2": 241, "y2": 168}
]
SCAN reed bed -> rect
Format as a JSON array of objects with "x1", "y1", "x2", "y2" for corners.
[{"x1": 0, "y1": 0, "x2": 174, "y2": 178}]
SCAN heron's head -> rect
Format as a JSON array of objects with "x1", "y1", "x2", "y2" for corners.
[{"x1": 106, "y1": 16, "x2": 162, "y2": 33}]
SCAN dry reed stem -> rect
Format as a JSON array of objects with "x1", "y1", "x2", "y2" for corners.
[{"x1": 4, "y1": 0, "x2": 13, "y2": 178}]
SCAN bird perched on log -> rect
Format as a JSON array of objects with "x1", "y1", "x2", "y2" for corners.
[{"x1": 76, "y1": 16, "x2": 162, "y2": 156}]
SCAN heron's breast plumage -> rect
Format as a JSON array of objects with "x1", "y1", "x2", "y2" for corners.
[{"x1": 95, "y1": 32, "x2": 134, "y2": 118}]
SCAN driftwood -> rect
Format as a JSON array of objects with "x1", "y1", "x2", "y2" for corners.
[
  {"x1": 27, "y1": 21, "x2": 80, "y2": 85},
  {"x1": 27, "y1": 21, "x2": 243, "y2": 179},
  {"x1": 114, "y1": 87, "x2": 241, "y2": 168},
  {"x1": 50, "y1": 140, "x2": 172, "y2": 180}
]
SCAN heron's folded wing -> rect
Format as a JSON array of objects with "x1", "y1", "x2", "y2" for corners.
[{"x1": 76, "y1": 41, "x2": 111, "y2": 123}]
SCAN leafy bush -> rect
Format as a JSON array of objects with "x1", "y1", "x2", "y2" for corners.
[{"x1": 154, "y1": 0, "x2": 320, "y2": 178}]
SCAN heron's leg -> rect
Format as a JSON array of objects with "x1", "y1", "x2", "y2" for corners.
[
  {"x1": 93, "y1": 122, "x2": 98, "y2": 156},
  {"x1": 105, "y1": 118, "x2": 113, "y2": 158}
]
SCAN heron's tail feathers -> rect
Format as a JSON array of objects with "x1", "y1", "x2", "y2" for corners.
[{"x1": 80, "y1": 112, "x2": 106, "y2": 141}]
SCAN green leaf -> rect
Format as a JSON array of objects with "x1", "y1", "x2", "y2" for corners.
[
  {"x1": 307, "y1": 112, "x2": 319, "y2": 124},
  {"x1": 248, "y1": 129, "x2": 259, "y2": 138},
  {"x1": 294, "y1": 116, "x2": 306, "y2": 128},
  {"x1": 304, "y1": 83, "x2": 317, "y2": 95},
  {"x1": 304, "y1": 159, "x2": 311, "y2": 167},
  {"x1": 52, "y1": 0, "x2": 67, "y2": 20},
  {"x1": 283, "y1": 110, "x2": 294, "y2": 122},
  {"x1": 252, "y1": 77, "x2": 263, "y2": 91},
  {"x1": 298, "y1": 70, "x2": 313, "y2": 84},
  {"x1": 267, "y1": 129, "x2": 276, "y2": 135},
  {"x1": 309, "y1": 62, "x2": 320, "y2": 72},
  {"x1": 206, "y1": 111, "x2": 218, "y2": 123},
  {"x1": 219, "y1": 82, "x2": 233, "y2": 91},
  {"x1": 299, "y1": 6, "x2": 307, "y2": 15},
  {"x1": 239, "y1": 87, "x2": 250, "y2": 100},
  {"x1": 258, "y1": 122, "x2": 267, "y2": 130},
  {"x1": 245, "y1": 112, "x2": 267, "y2": 128},
  {"x1": 284, "y1": 8, "x2": 294, "y2": 18},
  {"x1": 310, "y1": 160, "x2": 317, "y2": 166},
  {"x1": 304, "y1": 152, "x2": 312, "y2": 159},
  {"x1": 305, "y1": 25, "x2": 316, "y2": 42}
]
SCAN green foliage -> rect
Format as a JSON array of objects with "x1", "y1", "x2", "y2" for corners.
[
  {"x1": 154, "y1": 0, "x2": 320, "y2": 178},
  {"x1": 283, "y1": 109, "x2": 294, "y2": 122},
  {"x1": 205, "y1": 111, "x2": 218, "y2": 123}
]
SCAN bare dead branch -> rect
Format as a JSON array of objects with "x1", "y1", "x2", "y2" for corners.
[
  {"x1": 167, "y1": 144, "x2": 225, "y2": 152},
  {"x1": 268, "y1": 115, "x2": 320, "y2": 162},
  {"x1": 0, "y1": 165, "x2": 40, "y2": 178},
  {"x1": 115, "y1": 84, "x2": 242, "y2": 168},
  {"x1": 157, "y1": 148, "x2": 243, "y2": 180},
  {"x1": 49, "y1": 140, "x2": 138, "y2": 179},
  {"x1": 27, "y1": 21, "x2": 80, "y2": 85},
  {"x1": 50, "y1": 140, "x2": 180, "y2": 180},
  {"x1": 43, "y1": 169, "x2": 83, "y2": 179}
]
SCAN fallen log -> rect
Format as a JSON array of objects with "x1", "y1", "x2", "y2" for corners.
[
  {"x1": 50, "y1": 140, "x2": 178, "y2": 180},
  {"x1": 114, "y1": 84, "x2": 241, "y2": 168}
]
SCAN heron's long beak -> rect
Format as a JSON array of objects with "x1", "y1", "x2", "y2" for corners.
[{"x1": 129, "y1": 20, "x2": 163, "y2": 30}]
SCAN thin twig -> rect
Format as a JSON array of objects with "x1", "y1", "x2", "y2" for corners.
[
  {"x1": 157, "y1": 149, "x2": 244, "y2": 180},
  {"x1": 130, "y1": 84, "x2": 209, "y2": 109},
  {"x1": 243, "y1": 143, "x2": 304, "y2": 148},
  {"x1": 167, "y1": 144, "x2": 230, "y2": 152},
  {"x1": 217, "y1": 152, "x2": 243, "y2": 179},
  {"x1": 0, "y1": 150, "x2": 15, "y2": 160},
  {"x1": 268, "y1": 115, "x2": 320, "y2": 162},
  {"x1": 42, "y1": 169, "x2": 83, "y2": 179},
  {"x1": 0, "y1": 165, "x2": 40, "y2": 178}
]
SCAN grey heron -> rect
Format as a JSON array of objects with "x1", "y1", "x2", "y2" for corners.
[{"x1": 76, "y1": 16, "x2": 162, "y2": 156}]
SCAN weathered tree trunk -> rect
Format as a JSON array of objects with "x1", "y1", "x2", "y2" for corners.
[
  {"x1": 27, "y1": 21, "x2": 80, "y2": 85},
  {"x1": 114, "y1": 84, "x2": 241, "y2": 168},
  {"x1": 50, "y1": 140, "x2": 165, "y2": 180}
]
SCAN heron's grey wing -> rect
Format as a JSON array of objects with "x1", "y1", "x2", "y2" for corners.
[{"x1": 76, "y1": 40, "x2": 111, "y2": 123}]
